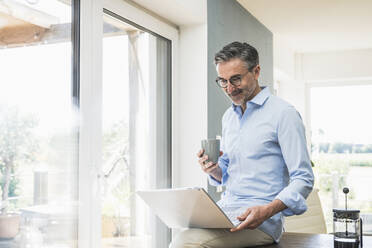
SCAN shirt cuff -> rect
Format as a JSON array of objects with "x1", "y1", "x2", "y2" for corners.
[
  {"x1": 208, "y1": 174, "x2": 222, "y2": 186},
  {"x1": 208, "y1": 159, "x2": 228, "y2": 186},
  {"x1": 275, "y1": 183, "x2": 310, "y2": 216}
]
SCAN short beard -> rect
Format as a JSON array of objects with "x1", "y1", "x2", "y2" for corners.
[
  {"x1": 228, "y1": 82, "x2": 259, "y2": 106},
  {"x1": 240, "y1": 82, "x2": 258, "y2": 105}
]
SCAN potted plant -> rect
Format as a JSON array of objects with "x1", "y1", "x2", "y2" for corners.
[
  {"x1": 0, "y1": 106, "x2": 38, "y2": 238},
  {"x1": 0, "y1": 202, "x2": 21, "y2": 239}
]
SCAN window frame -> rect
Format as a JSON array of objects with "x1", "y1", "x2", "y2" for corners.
[{"x1": 78, "y1": 0, "x2": 179, "y2": 247}]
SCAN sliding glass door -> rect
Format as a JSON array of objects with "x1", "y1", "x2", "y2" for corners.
[{"x1": 101, "y1": 11, "x2": 172, "y2": 248}]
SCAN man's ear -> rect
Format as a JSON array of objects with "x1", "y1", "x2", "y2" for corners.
[{"x1": 254, "y1": 65, "x2": 261, "y2": 81}]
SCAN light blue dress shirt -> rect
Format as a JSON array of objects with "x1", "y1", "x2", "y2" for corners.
[{"x1": 209, "y1": 87, "x2": 314, "y2": 242}]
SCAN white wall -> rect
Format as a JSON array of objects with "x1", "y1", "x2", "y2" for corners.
[
  {"x1": 274, "y1": 38, "x2": 307, "y2": 121},
  {"x1": 302, "y1": 48, "x2": 372, "y2": 82},
  {"x1": 277, "y1": 79, "x2": 306, "y2": 117},
  {"x1": 274, "y1": 37, "x2": 295, "y2": 79},
  {"x1": 175, "y1": 24, "x2": 208, "y2": 189}
]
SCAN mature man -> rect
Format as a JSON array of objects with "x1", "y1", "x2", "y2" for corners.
[{"x1": 170, "y1": 42, "x2": 314, "y2": 248}]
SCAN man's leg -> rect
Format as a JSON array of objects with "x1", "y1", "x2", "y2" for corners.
[{"x1": 169, "y1": 228, "x2": 274, "y2": 248}]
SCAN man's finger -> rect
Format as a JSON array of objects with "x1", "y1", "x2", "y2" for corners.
[
  {"x1": 198, "y1": 155, "x2": 208, "y2": 164},
  {"x1": 204, "y1": 161, "x2": 214, "y2": 169},
  {"x1": 198, "y1": 157, "x2": 207, "y2": 166},
  {"x1": 230, "y1": 221, "x2": 246, "y2": 232},
  {"x1": 230, "y1": 214, "x2": 254, "y2": 232},
  {"x1": 203, "y1": 155, "x2": 208, "y2": 162},
  {"x1": 237, "y1": 208, "x2": 251, "y2": 220},
  {"x1": 197, "y1": 149, "x2": 204, "y2": 158},
  {"x1": 204, "y1": 162, "x2": 216, "y2": 169}
]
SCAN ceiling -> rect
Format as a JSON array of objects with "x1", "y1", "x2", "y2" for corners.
[
  {"x1": 116, "y1": 0, "x2": 372, "y2": 53},
  {"x1": 129, "y1": 0, "x2": 206, "y2": 26},
  {"x1": 237, "y1": 0, "x2": 372, "y2": 53}
]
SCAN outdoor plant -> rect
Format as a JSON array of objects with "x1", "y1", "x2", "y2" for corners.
[
  {"x1": 102, "y1": 119, "x2": 131, "y2": 237},
  {"x1": 0, "y1": 106, "x2": 38, "y2": 213}
]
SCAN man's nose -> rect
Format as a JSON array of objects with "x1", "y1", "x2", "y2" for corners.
[{"x1": 226, "y1": 82, "x2": 235, "y2": 94}]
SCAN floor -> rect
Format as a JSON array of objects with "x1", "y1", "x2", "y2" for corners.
[{"x1": 102, "y1": 236, "x2": 152, "y2": 248}]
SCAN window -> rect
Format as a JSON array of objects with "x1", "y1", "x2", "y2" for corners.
[
  {"x1": 101, "y1": 10, "x2": 172, "y2": 248},
  {"x1": 0, "y1": 0, "x2": 78, "y2": 247},
  {"x1": 310, "y1": 84, "x2": 372, "y2": 234}
]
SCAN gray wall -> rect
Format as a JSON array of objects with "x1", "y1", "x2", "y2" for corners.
[{"x1": 207, "y1": 0, "x2": 273, "y2": 199}]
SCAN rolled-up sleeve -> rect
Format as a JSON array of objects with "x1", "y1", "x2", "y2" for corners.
[
  {"x1": 208, "y1": 152, "x2": 229, "y2": 186},
  {"x1": 275, "y1": 106, "x2": 314, "y2": 216}
]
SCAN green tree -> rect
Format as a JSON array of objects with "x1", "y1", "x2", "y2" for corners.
[
  {"x1": 353, "y1": 144, "x2": 364, "y2": 153},
  {"x1": 331, "y1": 142, "x2": 353, "y2": 154},
  {"x1": 363, "y1": 144, "x2": 372, "y2": 153},
  {"x1": 312, "y1": 154, "x2": 349, "y2": 193},
  {"x1": 319, "y1": 142, "x2": 330, "y2": 153},
  {"x1": 0, "y1": 106, "x2": 38, "y2": 212}
]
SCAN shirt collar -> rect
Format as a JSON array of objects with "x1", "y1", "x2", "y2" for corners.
[
  {"x1": 232, "y1": 86, "x2": 270, "y2": 111},
  {"x1": 250, "y1": 86, "x2": 270, "y2": 106}
]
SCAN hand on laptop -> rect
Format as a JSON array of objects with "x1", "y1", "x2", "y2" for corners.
[
  {"x1": 229, "y1": 205, "x2": 272, "y2": 232},
  {"x1": 230, "y1": 199, "x2": 287, "y2": 232},
  {"x1": 197, "y1": 149, "x2": 223, "y2": 182}
]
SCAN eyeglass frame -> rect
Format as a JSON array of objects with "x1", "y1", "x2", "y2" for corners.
[{"x1": 215, "y1": 64, "x2": 257, "y2": 88}]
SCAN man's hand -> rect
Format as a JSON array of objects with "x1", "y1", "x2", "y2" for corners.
[
  {"x1": 197, "y1": 149, "x2": 223, "y2": 182},
  {"x1": 230, "y1": 199, "x2": 287, "y2": 232}
]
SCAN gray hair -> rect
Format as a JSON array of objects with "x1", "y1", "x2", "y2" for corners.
[{"x1": 214, "y1": 41, "x2": 259, "y2": 70}]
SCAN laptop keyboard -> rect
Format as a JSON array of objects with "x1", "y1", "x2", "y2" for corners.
[{"x1": 224, "y1": 210, "x2": 243, "y2": 226}]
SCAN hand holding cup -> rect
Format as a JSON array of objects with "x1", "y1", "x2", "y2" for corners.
[{"x1": 197, "y1": 139, "x2": 223, "y2": 181}]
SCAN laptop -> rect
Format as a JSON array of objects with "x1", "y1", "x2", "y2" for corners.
[{"x1": 137, "y1": 187, "x2": 240, "y2": 229}]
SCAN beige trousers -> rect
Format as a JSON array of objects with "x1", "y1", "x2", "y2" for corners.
[{"x1": 169, "y1": 228, "x2": 274, "y2": 248}]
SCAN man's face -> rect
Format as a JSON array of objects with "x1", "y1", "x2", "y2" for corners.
[{"x1": 216, "y1": 58, "x2": 260, "y2": 106}]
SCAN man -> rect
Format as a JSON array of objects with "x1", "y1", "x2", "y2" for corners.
[{"x1": 170, "y1": 42, "x2": 314, "y2": 248}]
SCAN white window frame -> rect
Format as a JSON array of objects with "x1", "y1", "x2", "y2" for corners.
[{"x1": 78, "y1": 0, "x2": 179, "y2": 247}]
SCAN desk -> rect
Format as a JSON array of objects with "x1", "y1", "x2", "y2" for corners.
[{"x1": 262, "y1": 232, "x2": 372, "y2": 248}]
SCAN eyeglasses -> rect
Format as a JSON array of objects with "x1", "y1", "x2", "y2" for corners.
[{"x1": 215, "y1": 65, "x2": 257, "y2": 88}]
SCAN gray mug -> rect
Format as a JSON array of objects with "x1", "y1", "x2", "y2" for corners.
[{"x1": 201, "y1": 139, "x2": 220, "y2": 164}]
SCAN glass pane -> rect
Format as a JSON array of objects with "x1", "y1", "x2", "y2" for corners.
[
  {"x1": 311, "y1": 85, "x2": 372, "y2": 234},
  {"x1": 0, "y1": 0, "x2": 77, "y2": 247},
  {"x1": 101, "y1": 13, "x2": 171, "y2": 248}
]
